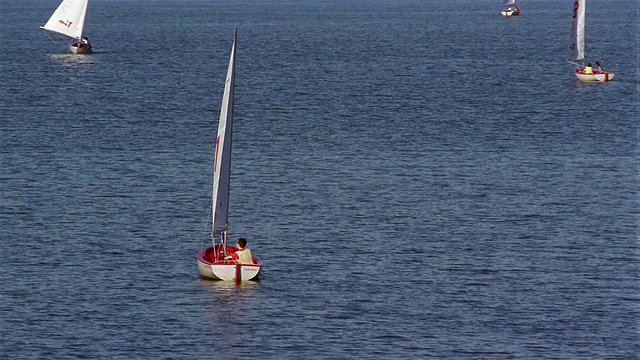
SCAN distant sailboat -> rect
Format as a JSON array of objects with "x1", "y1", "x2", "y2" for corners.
[
  {"x1": 501, "y1": 0, "x2": 520, "y2": 16},
  {"x1": 196, "y1": 30, "x2": 263, "y2": 281},
  {"x1": 568, "y1": 0, "x2": 614, "y2": 82},
  {"x1": 41, "y1": 0, "x2": 93, "y2": 54}
]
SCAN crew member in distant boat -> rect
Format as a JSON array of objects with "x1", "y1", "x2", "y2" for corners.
[
  {"x1": 584, "y1": 63, "x2": 593, "y2": 75},
  {"x1": 81, "y1": 36, "x2": 91, "y2": 48},
  {"x1": 224, "y1": 237, "x2": 253, "y2": 264},
  {"x1": 594, "y1": 61, "x2": 603, "y2": 73}
]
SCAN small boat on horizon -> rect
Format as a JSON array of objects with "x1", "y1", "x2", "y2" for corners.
[
  {"x1": 41, "y1": 0, "x2": 93, "y2": 54},
  {"x1": 501, "y1": 0, "x2": 520, "y2": 16}
]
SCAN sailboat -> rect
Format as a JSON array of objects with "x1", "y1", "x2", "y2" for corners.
[
  {"x1": 196, "y1": 30, "x2": 263, "y2": 281},
  {"x1": 568, "y1": 0, "x2": 614, "y2": 82},
  {"x1": 41, "y1": 0, "x2": 93, "y2": 54},
  {"x1": 501, "y1": 0, "x2": 520, "y2": 16}
]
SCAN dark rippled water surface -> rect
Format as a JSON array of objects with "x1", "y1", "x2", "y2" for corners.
[{"x1": 1, "y1": 0, "x2": 638, "y2": 358}]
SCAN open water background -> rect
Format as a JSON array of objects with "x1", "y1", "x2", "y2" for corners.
[{"x1": 1, "y1": 0, "x2": 638, "y2": 358}]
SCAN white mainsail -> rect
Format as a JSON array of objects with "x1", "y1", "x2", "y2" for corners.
[
  {"x1": 211, "y1": 30, "x2": 237, "y2": 237},
  {"x1": 41, "y1": 0, "x2": 89, "y2": 40},
  {"x1": 568, "y1": 0, "x2": 585, "y2": 63},
  {"x1": 503, "y1": 0, "x2": 515, "y2": 7}
]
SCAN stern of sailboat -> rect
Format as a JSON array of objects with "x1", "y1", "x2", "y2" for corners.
[
  {"x1": 70, "y1": 43, "x2": 93, "y2": 54},
  {"x1": 196, "y1": 245, "x2": 263, "y2": 281}
]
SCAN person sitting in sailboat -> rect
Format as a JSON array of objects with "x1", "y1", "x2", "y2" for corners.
[
  {"x1": 594, "y1": 62, "x2": 603, "y2": 73},
  {"x1": 583, "y1": 63, "x2": 593, "y2": 75},
  {"x1": 81, "y1": 36, "x2": 91, "y2": 49},
  {"x1": 224, "y1": 237, "x2": 253, "y2": 264}
]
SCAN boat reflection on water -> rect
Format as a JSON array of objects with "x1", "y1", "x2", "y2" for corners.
[
  {"x1": 199, "y1": 278, "x2": 261, "y2": 326},
  {"x1": 199, "y1": 277, "x2": 261, "y2": 291},
  {"x1": 47, "y1": 53, "x2": 97, "y2": 68},
  {"x1": 199, "y1": 277, "x2": 261, "y2": 305}
]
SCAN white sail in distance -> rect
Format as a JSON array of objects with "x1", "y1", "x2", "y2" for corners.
[
  {"x1": 568, "y1": 0, "x2": 585, "y2": 62},
  {"x1": 41, "y1": 0, "x2": 89, "y2": 40},
  {"x1": 211, "y1": 30, "x2": 237, "y2": 235}
]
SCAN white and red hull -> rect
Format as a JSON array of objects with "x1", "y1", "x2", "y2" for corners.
[
  {"x1": 574, "y1": 69, "x2": 615, "y2": 82},
  {"x1": 196, "y1": 244, "x2": 262, "y2": 281},
  {"x1": 70, "y1": 42, "x2": 92, "y2": 54},
  {"x1": 501, "y1": 9, "x2": 519, "y2": 16}
]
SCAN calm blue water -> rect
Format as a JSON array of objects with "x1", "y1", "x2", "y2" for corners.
[{"x1": 1, "y1": 0, "x2": 638, "y2": 358}]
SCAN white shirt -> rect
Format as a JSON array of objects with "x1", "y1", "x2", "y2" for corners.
[{"x1": 235, "y1": 249, "x2": 253, "y2": 264}]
